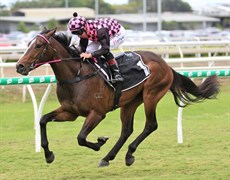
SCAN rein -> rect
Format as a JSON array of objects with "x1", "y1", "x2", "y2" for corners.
[
  {"x1": 33, "y1": 57, "x2": 82, "y2": 68},
  {"x1": 35, "y1": 34, "x2": 81, "y2": 66},
  {"x1": 33, "y1": 59, "x2": 61, "y2": 68},
  {"x1": 35, "y1": 34, "x2": 98, "y2": 84}
]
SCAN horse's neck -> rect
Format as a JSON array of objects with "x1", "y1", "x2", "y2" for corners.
[
  {"x1": 50, "y1": 61, "x2": 75, "y2": 80},
  {"x1": 49, "y1": 43, "x2": 91, "y2": 82}
]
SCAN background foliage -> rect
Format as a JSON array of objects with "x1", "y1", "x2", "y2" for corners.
[{"x1": 9, "y1": 0, "x2": 191, "y2": 14}]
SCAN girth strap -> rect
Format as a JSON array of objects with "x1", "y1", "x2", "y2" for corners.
[
  {"x1": 112, "y1": 81, "x2": 123, "y2": 110},
  {"x1": 57, "y1": 71, "x2": 98, "y2": 84}
]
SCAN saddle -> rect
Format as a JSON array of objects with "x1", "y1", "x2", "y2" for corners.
[
  {"x1": 89, "y1": 51, "x2": 150, "y2": 110},
  {"x1": 92, "y1": 51, "x2": 150, "y2": 91}
]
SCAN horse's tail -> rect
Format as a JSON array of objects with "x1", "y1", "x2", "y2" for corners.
[{"x1": 170, "y1": 68, "x2": 220, "y2": 107}]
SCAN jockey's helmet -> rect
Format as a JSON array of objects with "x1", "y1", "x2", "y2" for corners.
[{"x1": 68, "y1": 12, "x2": 86, "y2": 34}]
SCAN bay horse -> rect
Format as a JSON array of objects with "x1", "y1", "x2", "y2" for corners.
[{"x1": 16, "y1": 28, "x2": 219, "y2": 167}]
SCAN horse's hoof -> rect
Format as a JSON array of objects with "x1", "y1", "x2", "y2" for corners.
[
  {"x1": 46, "y1": 151, "x2": 55, "y2": 164},
  {"x1": 126, "y1": 156, "x2": 135, "y2": 166},
  {"x1": 98, "y1": 136, "x2": 109, "y2": 146},
  {"x1": 98, "y1": 159, "x2": 109, "y2": 167}
]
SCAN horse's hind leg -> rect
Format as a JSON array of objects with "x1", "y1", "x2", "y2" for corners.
[
  {"x1": 40, "y1": 107, "x2": 77, "y2": 164},
  {"x1": 125, "y1": 84, "x2": 170, "y2": 166},
  {"x1": 99, "y1": 98, "x2": 142, "y2": 167},
  {"x1": 125, "y1": 98, "x2": 158, "y2": 166}
]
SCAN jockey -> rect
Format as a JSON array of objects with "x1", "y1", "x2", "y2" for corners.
[{"x1": 68, "y1": 12, "x2": 125, "y2": 82}]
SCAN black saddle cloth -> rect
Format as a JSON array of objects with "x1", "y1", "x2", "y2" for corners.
[{"x1": 97, "y1": 51, "x2": 150, "y2": 91}]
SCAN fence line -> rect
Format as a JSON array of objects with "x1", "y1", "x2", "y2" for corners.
[
  {"x1": 0, "y1": 55, "x2": 229, "y2": 81},
  {"x1": 1, "y1": 40, "x2": 229, "y2": 61},
  {"x1": 1, "y1": 69, "x2": 230, "y2": 86}
]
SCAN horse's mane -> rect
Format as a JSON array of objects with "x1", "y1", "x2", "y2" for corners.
[{"x1": 53, "y1": 32, "x2": 71, "y2": 48}]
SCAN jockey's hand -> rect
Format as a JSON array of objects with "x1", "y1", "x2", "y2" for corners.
[{"x1": 80, "y1": 53, "x2": 92, "y2": 60}]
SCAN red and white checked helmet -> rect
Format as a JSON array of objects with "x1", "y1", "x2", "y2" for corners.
[{"x1": 68, "y1": 12, "x2": 86, "y2": 32}]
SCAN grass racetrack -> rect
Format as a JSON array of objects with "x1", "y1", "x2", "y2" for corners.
[{"x1": 0, "y1": 80, "x2": 229, "y2": 180}]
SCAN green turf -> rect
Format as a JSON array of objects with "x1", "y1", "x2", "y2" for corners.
[{"x1": 0, "y1": 84, "x2": 229, "y2": 180}]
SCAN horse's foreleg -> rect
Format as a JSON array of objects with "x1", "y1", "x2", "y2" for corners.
[
  {"x1": 77, "y1": 110, "x2": 106, "y2": 151},
  {"x1": 99, "y1": 100, "x2": 142, "y2": 167},
  {"x1": 40, "y1": 107, "x2": 77, "y2": 164}
]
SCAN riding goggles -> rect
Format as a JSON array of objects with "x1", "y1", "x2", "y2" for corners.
[{"x1": 72, "y1": 29, "x2": 84, "y2": 35}]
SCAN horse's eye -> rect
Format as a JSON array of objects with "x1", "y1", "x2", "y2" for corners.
[{"x1": 35, "y1": 44, "x2": 42, "y2": 49}]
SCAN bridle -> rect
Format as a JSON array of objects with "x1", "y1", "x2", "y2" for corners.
[
  {"x1": 34, "y1": 33, "x2": 99, "y2": 84},
  {"x1": 32, "y1": 34, "x2": 62, "y2": 69}
]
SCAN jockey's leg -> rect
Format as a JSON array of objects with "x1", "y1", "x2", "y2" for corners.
[
  {"x1": 86, "y1": 41, "x2": 100, "y2": 53},
  {"x1": 108, "y1": 58, "x2": 124, "y2": 82},
  {"x1": 108, "y1": 26, "x2": 125, "y2": 82}
]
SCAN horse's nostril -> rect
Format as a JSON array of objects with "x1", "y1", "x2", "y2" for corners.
[
  {"x1": 16, "y1": 64, "x2": 24, "y2": 68},
  {"x1": 16, "y1": 64, "x2": 25, "y2": 73}
]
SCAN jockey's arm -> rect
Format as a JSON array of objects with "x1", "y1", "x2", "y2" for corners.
[
  {"x1": 91, "y1": 28, "x2": 114, "y2": 60},
  {"x1": 79, "y1": 38, "x2": 88, "y2": 53}
]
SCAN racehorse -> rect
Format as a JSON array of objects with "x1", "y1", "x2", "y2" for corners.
[{"x1": 16, "y1": 28, "x2": 219, "y2": 167}]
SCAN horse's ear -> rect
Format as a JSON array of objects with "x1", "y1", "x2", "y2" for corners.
[
  {"x1": 47, "y1": 27, "x2": 57, "y2": 37},
  {"x1": 43, "y1": 27, "x2": 48, "y2": 31}
]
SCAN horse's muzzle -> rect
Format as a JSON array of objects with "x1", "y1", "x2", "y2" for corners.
[{"x1": 16, "y1": 64, "x2": 29, "y2": 75}]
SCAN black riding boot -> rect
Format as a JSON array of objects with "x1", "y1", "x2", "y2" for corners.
[{"x1": 110, "y1": 63, "x2": 124, "y2": 82}]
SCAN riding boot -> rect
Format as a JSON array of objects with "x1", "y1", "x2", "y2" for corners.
[{"x1": 110, "y1": 63, "x2": 124, "y2": 82}]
